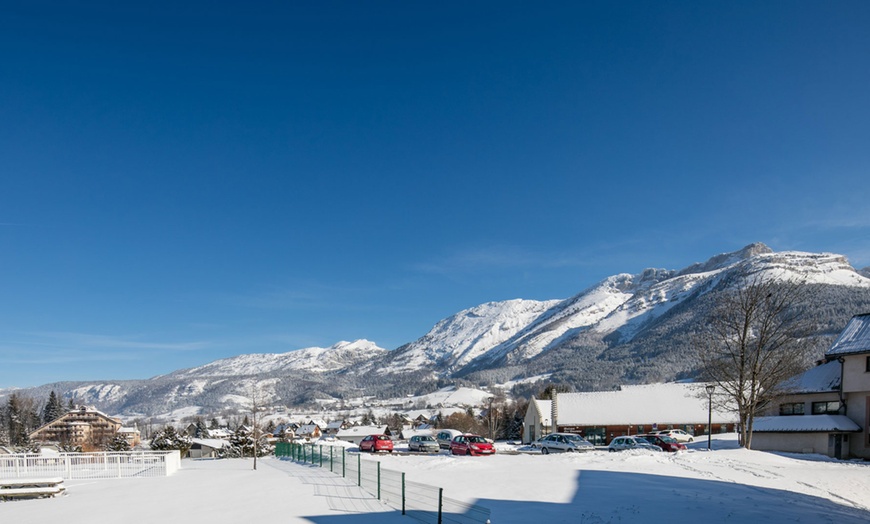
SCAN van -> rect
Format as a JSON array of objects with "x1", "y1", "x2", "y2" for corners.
[{"x1": 436, "y1": 429, "x2": 463, "y2": 449}]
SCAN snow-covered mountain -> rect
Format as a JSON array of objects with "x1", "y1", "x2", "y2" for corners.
[
  {"x1": 381, "y1": 243, "x2": 870, "y2": 377},
  {"x1": 8, "y1": 243, "x2": 870, "y2": 416},
  {"x1": 167, "y1": 340, "x2": 386, "y2": 378}
]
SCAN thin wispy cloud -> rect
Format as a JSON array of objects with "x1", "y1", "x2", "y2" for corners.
[
  {"x1": 210, "y1": 281, "x2": 381, "y2": 312},
  {"x1": 18, "y1": 332, "x2": 210, "y2": 352},
  {"x1": 413, "y1": 245, "x2": 597, "y2": 275}
]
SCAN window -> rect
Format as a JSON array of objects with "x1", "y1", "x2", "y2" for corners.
[
  {"x1": 779, "y1": 403, "x2": 805, "y2": 416},
  {"x1": 811, "y1": 401, "x2": 840, "y2": 415},
  {"x1": 866, "y1": 356, "x2": 870, "y2": 372}
]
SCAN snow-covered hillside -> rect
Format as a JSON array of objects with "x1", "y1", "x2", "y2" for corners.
[
  {"x1": 383, "y1": 243, "x2": 870, "y2": 373},
  {"x1": 383, "y1": 299, "x2": 561, "y2": 373},
  {"x1": 169, "y1": 340, "x2": 386, "y2": 378},
  {"x1": 9, "y1": 243, "x2": 870, "y2": 416}
]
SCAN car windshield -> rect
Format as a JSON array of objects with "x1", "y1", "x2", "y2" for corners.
[
  {"x1": 377, "y1": 436, "x2": 390, "y2": 440},
  {"x1": 635, "y1": 437, "x2": 650, "y2": 444},
  {"x1": 564, "y1": 435, "x2": 589, "y2": 444},
  {"x1": 660, "y1": 436, "x2": 677, "y2": 443},
  {"x1": 468, "y1": 436, "x2": 488, "y2": 443},
  {"x1": 419, "y1": 436, "x2": 435, "y2": 441}
]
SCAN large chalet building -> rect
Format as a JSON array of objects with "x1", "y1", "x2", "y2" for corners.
[{"x1": 29, "y1": 406, "x2": 123, "y2": 450}]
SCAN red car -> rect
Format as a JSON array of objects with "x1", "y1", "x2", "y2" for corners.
[
  {"x1": 359, "y1": 434, "x2": 394, "y2": 453},
  {"x1": 449, "y1": 434, "x2": 496, "y2": 456},
  {"x1": 637, "y1": 434, "x2": 687, "y2": 452}
]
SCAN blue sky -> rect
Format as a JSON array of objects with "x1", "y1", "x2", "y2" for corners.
[{"x1": 2, "y1": 2, "x2": 869, "y2": 388}]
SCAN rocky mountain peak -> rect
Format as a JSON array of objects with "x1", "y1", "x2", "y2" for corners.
[{"x1": 677, "y1": 242, "x2": 773, "y2": 276}]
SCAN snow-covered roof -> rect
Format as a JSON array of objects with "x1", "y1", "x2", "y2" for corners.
[
  {"x1": 531, "y1": 398, "x2": 552, "y2": 426},
  {"x1": 753, "y1": 415, "x2": 861, "y2": 433},
  {"x1": 191, "y1": 438, "x2": 230, "y2": 449},
  {"x1": 826, "y1": 313, "x2": 870, "y2": 357},
  {"x1": 296, "y1": 424, "x2": 321, "y2": 435},
  {"x1": 556, "y1": 383, "x2": 733, "y2": 425},
  {"x1": 335, "y1": 425, "x2": 388, "y2": 437},
  {"x1": 399, "y1": 428, "x2": 433, "y2": 439},
  {"x1": 779, "y1": 360, "x2": 841, "y2": 393}
]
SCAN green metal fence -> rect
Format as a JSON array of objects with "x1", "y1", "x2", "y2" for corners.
[{"x1": 274, "y1": 442, "x2": 491, "y2": 524}]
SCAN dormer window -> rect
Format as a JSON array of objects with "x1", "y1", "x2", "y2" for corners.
[{"x1": 866, "y1": 355, "x2": 870, "y2": 372}]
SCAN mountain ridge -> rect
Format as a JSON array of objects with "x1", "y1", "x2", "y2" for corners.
[{"x1": 6, "y1": 243, "x2": 870, "y2": 417}]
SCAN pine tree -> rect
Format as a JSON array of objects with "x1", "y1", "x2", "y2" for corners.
[
  {"x1": 106, "y1": 434, "x2": 132, "y2": 452},
  {"x1": 43, "y1": 391, "x2": 66, "y2": 425},
  {"x1": 5, "y1": 394, "x2": 33, "y2": 447},
  {"x1": 149, "y1": 426, "x2": 192, "y2": 456}
]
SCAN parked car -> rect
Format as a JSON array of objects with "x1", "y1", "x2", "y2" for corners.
[
  {"x1": 358, "y1": 434, "x2": 394, "y2": 453},
  {"x1": 533, "y1": 433, "x2": 595, "y2": 454},
  {"x1": 654, "y1": 429, "x2": 694, "y2": 443},
  {"x1": 408, "y1": 435, "x2": 440, "y2": 453},
  {"x1": 607, "y1": 436, "x2": 662, "y2": 452},
  {"x1": 636, "y1": 434, "x2": 687, "y2": 452},
  {"x1": 436, "y1": 429, "x2": 463, "y2": 449},
  {"x1": 450, "y1": 434, "x2": 496, "y2": 456}
]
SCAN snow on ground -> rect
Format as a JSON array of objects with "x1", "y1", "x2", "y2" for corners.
[{"x1": 3, "y1": 435, "x2": 868, "y2": 523}]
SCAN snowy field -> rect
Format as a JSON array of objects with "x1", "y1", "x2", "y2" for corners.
[{"x1": 3, "y1": 435, "x2": 869, "y2": 523}]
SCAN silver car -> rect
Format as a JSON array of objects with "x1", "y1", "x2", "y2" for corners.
[
  {"x1": 607, "y1": 436, "x2": 662, "y2": 452},
  {"x1": 408, "y1": 435, "x2": 440, "y2": 453},
  {"x1": 534, "y1": 433, "x2": 595, "y2": 454}
]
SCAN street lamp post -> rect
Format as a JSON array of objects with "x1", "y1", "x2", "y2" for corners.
[{"x1": 705, "y1": 384, "x2": 715, "y2": 451}]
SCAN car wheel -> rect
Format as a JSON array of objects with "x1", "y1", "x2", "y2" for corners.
[
  {"x1": 608, "y1": 448, "x2": 616, "y2": 453},
  {"x1": 541, "y1": 447, "x2": 549, "y2": 455},
  {"x1": 688, "y1": 438, "x2": 694, "y2": 442},
  {"x1": 466, "y1": 449, "x2": 472, "y2": 456}
]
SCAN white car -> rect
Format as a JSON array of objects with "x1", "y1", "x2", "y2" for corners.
[
  {"x1": 654, "y1": 429, "x2": 694, "y2": 443},
  {"x1": 607, "y1": 436, "x2": 662, "y2": 452},
  {"x1": 533, "y1": 433, "x2": 595, "y2": 454}
]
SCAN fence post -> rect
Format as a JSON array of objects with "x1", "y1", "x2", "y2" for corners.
[
  {"x1": 342, "y1": 448, "x2": 346, "y2": 478},
  {"x1": 438, "y1": 487, "x2": 443, "y2": 524},
  {"x1": 357, "y1": 453, "x2": 361, "y2": 486},
  {"x1": 377, "y1": 461, "x2": 381, "y2": 500},
  {"x1": 330, "y1": 446, "x2": 334, "y2": 473},
  {"x1": 401, "y1": 472, "x2": 406, "y2": 515},
  {"x1": 319, "y1": 445, "x2": 323, "y2": 467}
]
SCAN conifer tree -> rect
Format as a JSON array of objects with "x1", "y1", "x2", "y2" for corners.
[
  {"x1": 43, "y1": 391, "x2": 66, "y2": 424},
  {"x1": 106, "y1": 434, "x2": 132, "y2": 451},
  {"x1": 149, "y1": 426, "x2": 192, "y2": 456}
]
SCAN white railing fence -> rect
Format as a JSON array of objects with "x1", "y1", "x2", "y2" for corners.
[{"x1": 0, "y1": 451, "x2": 181, "y2": 480}]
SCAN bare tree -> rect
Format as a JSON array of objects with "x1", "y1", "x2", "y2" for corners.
[
  {"x1": 698, "y1": 272, "x2": 814, "y2": 449},
  {"x1": 247, "y1": 385, "x2": 269, "y2": 471}
]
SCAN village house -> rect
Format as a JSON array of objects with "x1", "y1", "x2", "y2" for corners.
[
  {"x1": 524, "y1": 383, "x2": 735, "y2": 445},
  {"x1": 752, "y1": 313, "x2": 870, "y2": 459},
  {"x1": 188, "y1": 438, "x2": 230, "y2": 459},
  {"x1": 522, "y1": 398, "x2": 553, "y2": 444},
  {"x1": 324, "y1": 420, "x2": 349, "y2": 437},
  {"x1": 117, "y1": 426, "x2": 142, "y2": 448},
  {"x1": 335, "y1": 425, "x2": 391, "y2": 445},
  {"x1": 28, "y1": 406, "x2": 123, "y2": 450},
  {"x1": 294, "y1": 423, "x2": 322, "y2": 442}
]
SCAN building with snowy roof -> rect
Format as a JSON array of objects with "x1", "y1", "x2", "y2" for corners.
[
  {"x1": 753, "y1": 313, "x2": 870, "y2": 459},
  {"x1": 522, "y1": 398, "x2": 552, "y2": 444},
  {"x1": 28, "y1": 406, "x2": 122, "y2": 451},
  {"x1": 524, "y1": 383, "x2": 735, "y2": 445},
  {"x1": 335, "y1": 425, "x2": 391, "y2": 445}
]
